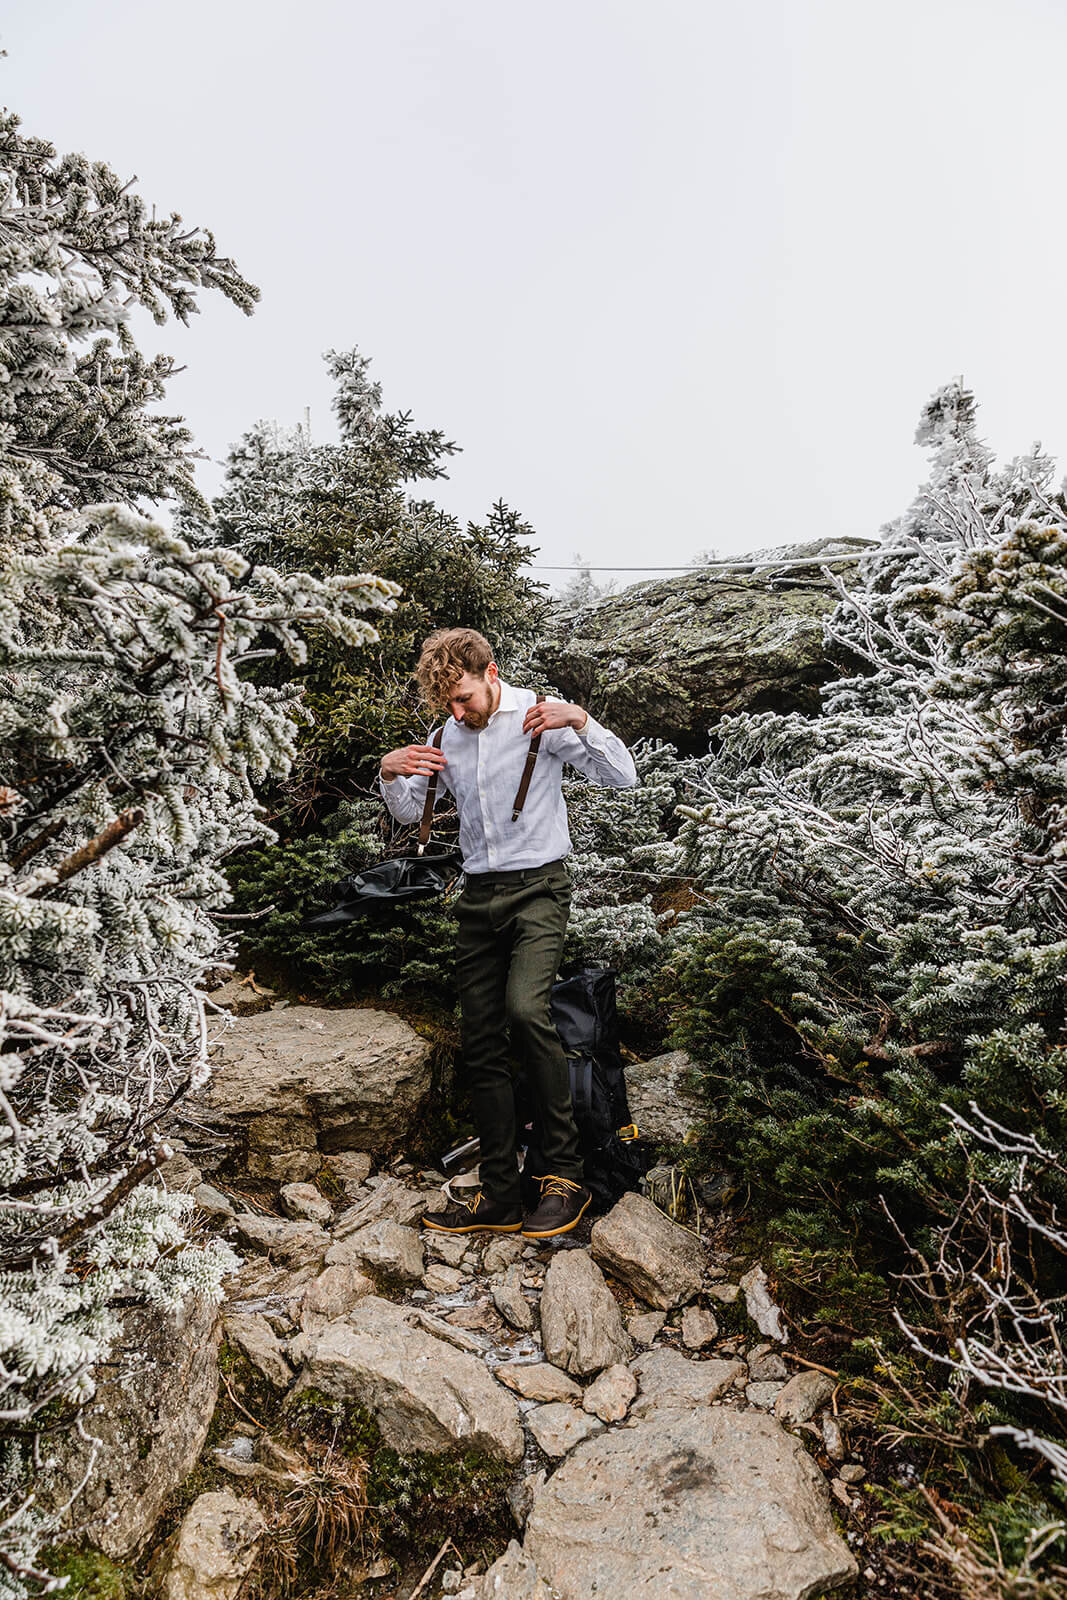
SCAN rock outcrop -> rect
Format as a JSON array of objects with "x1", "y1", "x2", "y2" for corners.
[
  {"x1": 188, "y1": 1006, "x2": 433, "y2": 1172},
  {"x1": 44, "y1": 1295, "x2": 220, "y2": 1558},
  {"x1": 293, "y1": 1295, "x2": 524, "y2": 1462},
  {"x1": 532, "y1": 538, "x2": 873, "y2": 749},
  {"x1": 524, "y1": 1408, "x2": 858, "y2": 1599}
]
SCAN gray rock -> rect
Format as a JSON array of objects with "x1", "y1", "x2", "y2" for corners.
[
  {"x1": 155, "y1": 1491, "x2": 266, "y2": 1600},
  {"x1": 477, "y1": 1540, "x2": 558, "y2": 1600},
  {"x1": 706, "y1": 1282, "x2": 740, "y2": 1306},
  {"x1": 191, "y1": 1005, "x2": 433, "y2": 1164},
  {"x1": 749, "y1": 1352, "x2": 789, "y2": 1381},
  {"x1": 527, "y1": 1402, "x2": 603, "y2": 1459},
  {"x1": 222, "y1": 1313, "x2": 294, "y2": 1391},
  {"x1": 681, "y1": 1305, "x2": 719, "y2": 1349},
  {"x1": 158, "y1": 1152, "x2": 203, "y2": 1192},
  {"x1": 482, "y1": 1235, "x2": 526, "y2": 1274},
  {"x1": 524, "y1": 1407, "x2": 858, "y2": 1598},
  {"x1": 423, "y1": 1262, "x2": 465, "y2": 1294},
  {"x1": 41, "y1": 1295, "x2": 219, "y2": 1558},
  {"x1": 293, "y1": 1296, "x2": 523, "y2": 1461},
  {"x1": 326, "y1": 1150, "x2": 373, "y2": 1192},
  {"x1": 739, "y1": 1264, "x2": 788, "y2": 1343},
  {"x1": 234, "y1": 1214, "x2": 330, "y2": 1270},
  {"x1": 746, "y1": 1380, "x2": 786, "y2": 1409},
  {"x1": 629, "y1": 1348, "x2": 744, "y2": 1417},
  {"x1": 774, "y1": 1369, "x2": 837, "y2": 1426},
  {"x1": 821, "y1": 1410, "x2": 846, "y2": 1461},
  {"x1": 326, "y1": 1218, "x2": 424, "y2": 1282},
  {"x1": 839, "y1": 1462, "x2": 866, "y2": 1484},
  {"x1": 334, "y1": 1176, "x2": 438, "y2": 1236},
  {"x1": 194, "y1": 1183, "x2": 236, "y2": 1219},
  {"x1": 280, "y1": 1182, "x2": 332, "y2": 1226},
  {"x1": 492, "y1": 1263, "x2": 536, "y2": 1332},
  {"x1": 531, "y1": 541, "x2": 870, "y2": 749},
  {"x1": 582, "y1": 1364, "x2": 636, "y2": 1423},
  {"x1": 495, "y1": 1363, "x2": 583, "y2": 1404},
  {"x1": 299, "y1": 1263, "x2": 375, "y2": 1327},
  {"x1": 507, "y1": 1471, "x2": 547, "y2": 1532},
  {"x1": 426, "y1": 1231, "x2": 470, "y2": 1266},
  {"x1": 624, "y1": 1050, "x2": 705, "y2": 1147},
  {"x1": 590, "y1": 1192, "x2": 704, "y2": 1310},
  {"x1": 540, "y1": 1250, "x2": 631, "y2": 1377},
  {"x1": 625, "y1": 1310, "x2": 666, "y2": 1346}
]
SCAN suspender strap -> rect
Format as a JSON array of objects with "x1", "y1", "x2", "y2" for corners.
[
  {"x1": 417, "y1": 726, "x2": 444, "y2": 854},
  {"x1": 511, "y1": 694, "x2": 545, "y2": 822}
]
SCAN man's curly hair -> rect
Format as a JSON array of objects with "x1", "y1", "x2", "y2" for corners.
[{"x1": 415, "y1": 628, "x2": 494, "y2": 711}]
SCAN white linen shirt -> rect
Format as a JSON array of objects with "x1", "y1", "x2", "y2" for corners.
[{"x1": 379, "y1": 681, "x2": 638, "y2": 873}]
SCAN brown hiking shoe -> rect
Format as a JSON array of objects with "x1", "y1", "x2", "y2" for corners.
[
  {"x1": 424, "y1": 1190, "x2": 523, "y2": 1235},
  {"x1": 521, "y1": 1175, "x2": 591, "y2": 1238}
]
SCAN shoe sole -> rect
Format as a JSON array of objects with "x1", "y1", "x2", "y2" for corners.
[
  {"x1": 521, "y1": 1194, "x2": 592, "y2": 1239},
  {"x1": 423, "y1": 1217, "x2": 523, "y2": 1235}
]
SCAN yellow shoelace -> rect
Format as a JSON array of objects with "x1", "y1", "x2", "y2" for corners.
[{"x1": 539, "y1": 1175, "x2": 583, "y2": 1200}]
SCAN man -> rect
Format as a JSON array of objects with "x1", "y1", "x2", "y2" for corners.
[{"x1": 379, "y1": 627, "x2": 637, "y2": 1238}]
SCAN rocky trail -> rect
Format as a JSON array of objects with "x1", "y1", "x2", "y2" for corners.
[{"x1": 52, "y1": 1001, "x2": 866, "y2": 1600}]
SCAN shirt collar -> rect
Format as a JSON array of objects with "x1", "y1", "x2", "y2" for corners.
[{"x1": 490, "y1": 680, "x2": 521, "y2": 720}]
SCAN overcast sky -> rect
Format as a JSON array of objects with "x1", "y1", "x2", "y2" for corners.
[{"x1": 6, "y1": 1, "x2": 1067, "y2": 579}]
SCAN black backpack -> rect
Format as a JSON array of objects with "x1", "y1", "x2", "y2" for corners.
[{"x1": 519, "y1": 966, "x2": 646, "y2": 1213}]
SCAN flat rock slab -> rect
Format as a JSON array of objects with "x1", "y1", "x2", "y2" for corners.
[
  {"x1": 527, "y1": 1402, "x2": 603, "y2": 1459},
  {"x1": 630, "y1": 1349, "x2": 744, "y2": 1417},
  {"x1": 524, "y1": 1407, "x2": 858, "y2": 1599},
  {"x1": 198, "y1": 1005, "x2": 432, "y2": 1153},
  {"x1": 590, "y1": 1192, "x2": 704, "y2": 1310},
  {"x1": 293, "y1": 1296, "x2": 523, "y2": 1462},
  {"x1": 540, "y1": 1249, "x2": 631, "y2": 1377},
  {"x1": 496, "y1": 1363, "x2": 583, "y2": 1404},
  {"x1": 335, "y1": 1176, "x2": 437, "y2": 1236}
]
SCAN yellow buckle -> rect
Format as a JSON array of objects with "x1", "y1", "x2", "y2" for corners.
[{"x1": 618, "y1": 1123, "x2": 639, "y2": 1143}]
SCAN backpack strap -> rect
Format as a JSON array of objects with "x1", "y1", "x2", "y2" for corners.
[
  {"x1": 511, "y1": 694, "x2": 545, "y2": 822},
  {"x1": 417, "y1": 726, "x2": 445, "y2": 854}
]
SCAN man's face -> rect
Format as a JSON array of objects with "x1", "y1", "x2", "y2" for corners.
[{"x1": 447, "y1": 665, "x2": 499, "y2": 729}]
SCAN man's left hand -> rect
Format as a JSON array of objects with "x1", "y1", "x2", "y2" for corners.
[{"x1": 523, "y1": 700, "x2": 588, "y2": 736}]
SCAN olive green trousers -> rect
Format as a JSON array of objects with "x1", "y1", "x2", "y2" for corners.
[{"x1": 455, "y1": 859, "x2": 584, "y2": 1210}]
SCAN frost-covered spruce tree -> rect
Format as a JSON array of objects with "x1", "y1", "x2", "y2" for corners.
[
  {"x1": 670, "y1": 383, "x2": 1067, "y2": 1506},
  {"x1": 0, "y1": 109, "x2": 399, "y2": 1592}
]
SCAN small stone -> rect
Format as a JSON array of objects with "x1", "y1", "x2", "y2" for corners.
[
  {"x1": 540, "y1": 1250, "x2": 631, "y2": 1377},
  {"x1": 280, "y1": 1182, "x2": 333, "y2": 1226},
  {"x1": 739, "y1": 1264, "x2": 788, "y2": 1343},
  {"x1": 492, "y1": 1264, "x2": 536, "y2": 1332},
  {"x1": 222, "y1": 1313, "x2": 294, "y2": 1391},
  {"x1": 425, "y1": 1232, "x2": 469, "y2": 1267},
  {"x1": 745, "y1": 1381, "x2": 786, "y2": 1410},
  {"x1": 582, "y1": 1364, "x2": 637, "y2": 1423},
  {"x1": 194, "y1": 1183, "x2": 235, "y2": 1219},
  {"x1": 446, "y1": 1304, "x2": 503, "y2": 1333},
  {"x1": 483, "y1": 1236, "x2": 526, "y2": 1274},
  {"x1": 442, "y1": 1571, "x2": 462, "y2": 1595},
  {"x1": 495, "y1": 1363, "x2": 583, "y2": 1404},
  {"x1": 326, "y1": 1219, "x2": 424, "y2": 1283},
  {"x1": 821, "y1": 1411, "x2": 846, "y2": 1461},
  {"x1": 626, "y1": 1310, "x2": 666, "y2": 1346},
  {"x1": 774, "y1": 1369, "x2": 836, "y2": 1426},
  {"x1": 155, "y1": 1491, "x2": 265, "y2": 1600},
  {"x1": 630, "y1": 1349, "x2": 745, "y2": 1417},
  {"x1": 326, "y1": 1151, "x2": 373, "y2": 1190},
  {"x1": 423, "y1": 1262, "x2": 465, "y2": 1294},
  {"x1": 233, "y1": 1214, "x2": 330, "y2": 1270},
  {"x1": 681, "y1": 1305, "x2": 719, "y2": 1350},
  {"x1": 706, "y1": 1283, "x2": 740, "y2": 1305},
  {"x1": 749, "y1": 1352, "x2": 789, "y2": 1382},
  {"x1": 839, "y1": 1463, "x2": 865, "y2": 1484},
  {"x1": 590, "y1": 1192, "x2": 705, "y2": 1310},
  {"x1": 831, "y1": 1477, "x2": 854, "y2": 1509},
  {"x1": 526, "y1": 1402, "x2": 603, "y2": 1459}
]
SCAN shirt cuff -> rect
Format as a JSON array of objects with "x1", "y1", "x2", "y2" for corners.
[{"x1": 575, "y1": 711, "x2": 607, "y2": 747}]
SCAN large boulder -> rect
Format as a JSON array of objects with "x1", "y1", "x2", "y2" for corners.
[
  {"x1": 43, "y1": 1294, "x2": 220, "y2": 1558},
  {"x1": 154, "y1": 1491, "x2": 266, "y2": 1600},
  {"x1": 531, "y1": 539, "x2": 872, "y2": 750},
  {"x1": 624, "y1": 1051, "x2": 704, "y2": 1147},
  {"x1": 524, "y1": 1407, "x2": 858, "y2": 1599},
  {"x1": 590, "y1": 1192, "x2": 705, "y2": 1310},
  {"x1": 292, "y1": 1296, "x2": 523, "y2": 1462},
  {"x1": 539, "y1": 1250, "x2": 631, "y2": 1377},
  {"x1": 187, "y1": 1006, "x2": 432, "y2": 1168}
]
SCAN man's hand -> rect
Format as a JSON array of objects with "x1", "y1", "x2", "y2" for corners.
[
  {"x1": 522, "y1": 700, "x2": 588, "y2": 737},
  {"x1": 380, "y1": 743, "x2": 448, "y2": 781}
]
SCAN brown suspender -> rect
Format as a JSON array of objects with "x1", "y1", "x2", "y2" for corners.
[
  {"x1": 511, "y1": 693, "x2": 545, "y2": 821},
  {"x1": 416, "y1": 693, "x2": 546, "y2": 852}
]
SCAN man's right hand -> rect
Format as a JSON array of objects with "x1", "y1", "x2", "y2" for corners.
[{"x1": 380, "y1": 743, "x2": 448, "y2": 782}]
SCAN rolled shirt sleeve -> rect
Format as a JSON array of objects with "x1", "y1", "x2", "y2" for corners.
[
  {"x1": 548, "y1": 706, "x2": 638, "y2": 788},
  {"x1": 378, "y1": 770, "x2": 428, "y2": 824}
]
